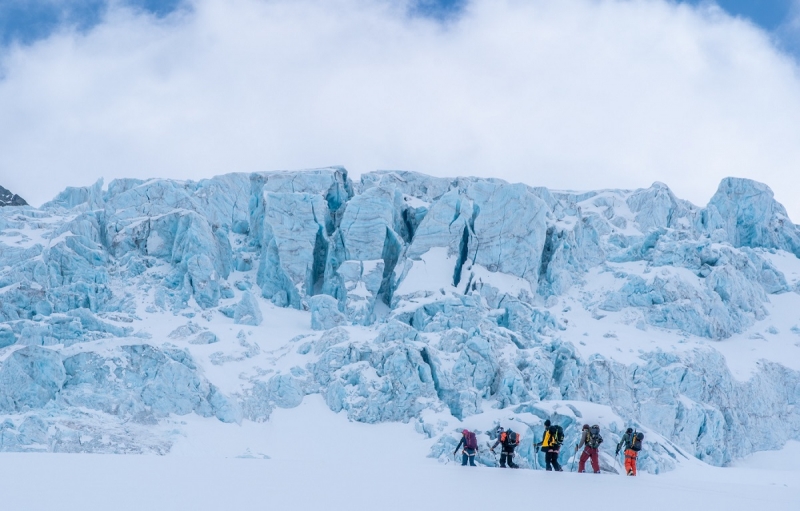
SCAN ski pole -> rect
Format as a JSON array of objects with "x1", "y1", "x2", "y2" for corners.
[
  {"x1": 488, "y1": 441, "x2": 499, "y2": 467},
  {"x1": 570, "y1": 445, "x2": 578, "y2": 472}
]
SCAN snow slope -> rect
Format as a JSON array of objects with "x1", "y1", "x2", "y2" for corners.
[{"x1": 0, "y1": 168, "x2": 799, "y2": 482}]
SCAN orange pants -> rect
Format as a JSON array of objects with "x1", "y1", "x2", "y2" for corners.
[{"x1": 624, "y1": 449, "x2": 637, "y2": 476}]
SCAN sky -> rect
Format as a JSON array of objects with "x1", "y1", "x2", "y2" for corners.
[{"x1": 1, "y1": 0, "x2": 800, "y2": 221}]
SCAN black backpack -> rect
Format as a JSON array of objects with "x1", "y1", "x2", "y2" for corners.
[
  {"x1": 505, "y1": 430, "x2": 519, "y2": 446},
  {"x1": 588, "y1": 425, "x2": 603, "y2": 449},
  {"x1": 548, "y1": 425, "x2": 564, "y2": 446},
  {"x1": 631, "y1": 432, "x2": 644, "y2": 452}
]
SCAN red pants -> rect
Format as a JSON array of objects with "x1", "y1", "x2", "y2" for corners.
[
  {"x1": 578, "y1": 447, "x2": 599, "y2": 473},
  {"x1": 624, "y1": 449, "x2": 638, "y2": 476}
]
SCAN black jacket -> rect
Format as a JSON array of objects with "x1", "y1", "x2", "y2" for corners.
[
  {"x1": 455, "y1": 436, "x2": 474, "y2": 452},
  {"x1": 492, "y1": 432, "x2": 518, "y2": 452}
]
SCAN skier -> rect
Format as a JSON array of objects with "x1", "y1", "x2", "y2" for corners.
[
  {"x1": 536, "y1": 420, "x2": 564, "y2": 471},
  {"x1": 490, "y1": 426, "x2": 520, "y2": 468},
  {"x1": 453, "y1": 429, "x2": 479, "y2": 467},
  {"x1": 576, "y1": 424, "x2": 603, "y2": 473},
  {"x1": 624, "y1": 431, "x2": 644, "y2": 476}
]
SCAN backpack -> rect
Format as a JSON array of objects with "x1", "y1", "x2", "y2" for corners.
[
  {"x1": 465, "y1": 431, "x2": 478, "y2": 450},
  {"x1": 631, "y1": 432, "x2": 644, "y2": 452},
  {"x1": 548, "y1": 425, "x2": 564, "y2": 446},
  {"x1": 505, "y1": 430, "x2": 520, "y2": 446},
  {"x1": 624, "y1": 431, "x2": 634, "y2": 450},
  {"x1": 588, "y1": 426, "x2": 603, "y2": 449}
]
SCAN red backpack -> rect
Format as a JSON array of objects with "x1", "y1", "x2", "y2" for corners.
[{"x1": 465, "y1": 431, "x2": 478, "y2": 450}]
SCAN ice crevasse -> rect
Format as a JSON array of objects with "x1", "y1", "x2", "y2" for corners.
[{"x1": 0, "y1": 168, "x2": 798, "y2": 473}]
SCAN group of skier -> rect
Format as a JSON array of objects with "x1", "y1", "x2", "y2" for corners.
[{"x1": 453, "y1": 423, "x2": 644, "y2": 476}]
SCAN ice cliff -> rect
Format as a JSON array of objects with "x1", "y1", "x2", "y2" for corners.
[{"x1": 0, "y1": 169, "x2": 799, "y2": 473}]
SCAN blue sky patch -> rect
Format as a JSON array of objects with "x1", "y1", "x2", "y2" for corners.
[
  {"x1": 688, "y1": 0, "x2": 795, "y2": 31},
  {"x1": 0, "y1": 0, "x2": 184, "y2": 46},
  {"x1": 0, "y1": 1, "x2": 796, "y2": 53}
]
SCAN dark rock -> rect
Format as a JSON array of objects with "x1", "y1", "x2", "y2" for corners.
[{"x1": 0, "y1": 185, "x2": 27, "y2": 207}]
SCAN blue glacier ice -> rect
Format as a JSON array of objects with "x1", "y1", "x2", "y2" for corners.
[
  {"x1": 309, "y1": 295, "x2": 346, "y2": 330},
  {"x1": 0, "y1": 169, "x2": 799, "y2": 472},
  {"x1": 701, "y1": 177, "x2": 800, "y2": 255},
  {"x1": 234, "y1": 291, "x2": 263, "y2": 326}
]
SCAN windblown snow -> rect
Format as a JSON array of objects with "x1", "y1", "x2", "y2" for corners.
[{"x1": 0, "y1": 168, "x2": 799, "y2": 483}]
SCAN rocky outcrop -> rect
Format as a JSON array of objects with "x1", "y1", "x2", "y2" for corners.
[{"x1": 0, "y1": 185, "x2": 27, "y2": 207}]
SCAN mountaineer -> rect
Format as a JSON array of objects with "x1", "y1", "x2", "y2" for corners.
[
  {"x1": 536, "y1": 420, "x2": 564, "y2": 471},
  {"x1": 454, "y1": 429, "x2": 478, "y2": 466},
  {"x1": 491, "y1": 426, "x2": 520, "y2": 468},
  {"x1": 576, "y1": 424, "x2": 603, "y2": 473}
]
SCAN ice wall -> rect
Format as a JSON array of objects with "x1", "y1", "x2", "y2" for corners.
[{"x1": 1, "y1": 168, "x2": 799, "y2": 472}]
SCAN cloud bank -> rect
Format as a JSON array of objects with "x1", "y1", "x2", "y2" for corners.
[{"x1": 1, "y1": 0, "x2": 800, "y2": 220}]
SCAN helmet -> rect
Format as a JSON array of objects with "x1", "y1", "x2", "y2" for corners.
[
  {"x1": 626, "y1": 428, "x2": 633, "y2": 434},
  {"x1": 544, "y1": 420, "x2": 551, "y2": 428},
  {"x1": 496, "y1": 426, "x2": 504, "y2": 434},
  {"x1": 462, "y1": 429, "x2": 469, "y2": 435},
  {"x1": 582, "y1": 424, "x2": 590, "y2": 430}
]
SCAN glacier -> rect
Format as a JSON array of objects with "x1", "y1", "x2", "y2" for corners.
[{"x1": 0, "y1": 168, "x2": 799, "y2": 473}]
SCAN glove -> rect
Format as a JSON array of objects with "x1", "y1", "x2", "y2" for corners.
[
  {"x1": 490, "y1": 448, "x2": 495, "y2": 453},
  {"x1": 615, "y1": 448, "x2": 620, "y2": 456},
  {"x1": 453, "y1": 450, "x2": 458, "y2": 455}
]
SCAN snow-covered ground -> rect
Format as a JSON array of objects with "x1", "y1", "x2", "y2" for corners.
[{"x1": 1, "y1": 397, "x2": 797, "y2": 511}]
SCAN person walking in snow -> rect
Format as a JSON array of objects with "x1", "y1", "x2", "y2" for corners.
[
  {"x1": 576, "y1": 424, "x2": 603, "y2": 473},
  {"x1": 454, "y1": 429, "x2": 479, "y2": 466},
  {"x1": 623, "y1": 431, "x2": 644, "y2": 476},
  {"x1": 536, "y1": 420, "x2": 564, "y2": 471},
  {"x1": 615, "y1": 427, "x2": 634, "y2": 471},
  {"x1": 535, "y1": 420, "x2": 551, "y2": 468},
  {"x1": 616, "y1": 428, "x2": 634, "y2": 457},
  {"x1": 491, "y1": 426, "x2": 520, "y2": 468}
]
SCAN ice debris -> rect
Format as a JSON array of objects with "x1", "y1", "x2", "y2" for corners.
[
  {"x1": 309, "y1": 295, "x2": 346, "y2": 330},
  {"x1": 234, "y1": 292, "x2": 263, "y2": 326}
]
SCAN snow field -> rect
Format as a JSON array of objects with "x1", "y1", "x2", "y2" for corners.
[{"x1": 0, "y1": 398, "x2": 797, "y2": 511}]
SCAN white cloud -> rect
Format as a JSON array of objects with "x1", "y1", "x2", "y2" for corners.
[{"x1": 1, "y1": 0, "x2": 800, "y2": 220}]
